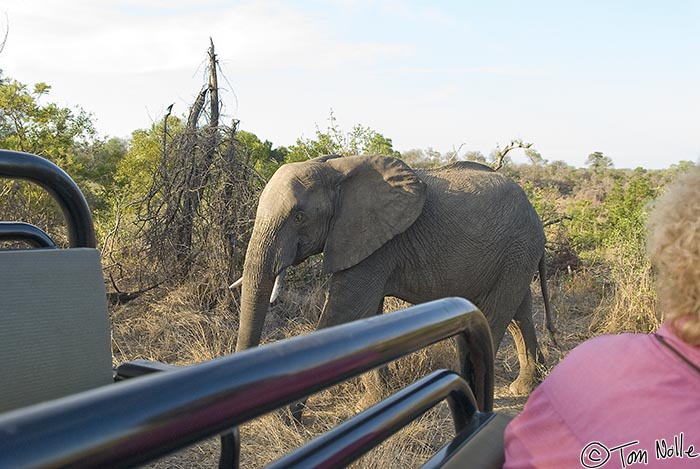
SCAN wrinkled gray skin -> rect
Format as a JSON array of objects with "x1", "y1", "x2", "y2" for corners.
[{"x1": 237, "y1": 155, "x2": 552, "y2": 395}]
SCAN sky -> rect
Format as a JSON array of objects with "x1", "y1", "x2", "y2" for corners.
[{"x1": 1, "y1": 0, "x2": 698, "y2": 169}]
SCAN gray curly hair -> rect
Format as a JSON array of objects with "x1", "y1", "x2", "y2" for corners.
[{"x1": 647, "y1": 165, "x2": 700, "y2": 345}]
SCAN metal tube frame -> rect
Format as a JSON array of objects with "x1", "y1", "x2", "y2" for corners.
[
  {"x1": 268, "y1": 369, "x2": 480, "y2": 469},
  {"x1": 0, "y1": 297, "x2": 493, "y2": 468},
  {"x1": 0, "y1": 221, "x2": 57, "y2": 248},
  {"x1": 0, "y1": 150, "x2": 96, "y2": 248}
]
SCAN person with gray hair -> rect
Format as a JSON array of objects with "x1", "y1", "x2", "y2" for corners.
[{"x1": 503, "y1": 166, "x2": 700, "y2": 468}]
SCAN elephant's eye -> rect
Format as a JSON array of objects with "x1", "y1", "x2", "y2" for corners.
[{"x1": 293, "y1": 211, "x2": 305, "y2": 223}]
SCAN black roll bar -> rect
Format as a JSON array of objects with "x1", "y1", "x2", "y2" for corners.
[
  {"x1": 0, "y1": 297, "x2": 493, "y2": 468},
  {"x1": 0, "y1": 221, "x2": 57, "y2": 248},
  {"x1": 0, "y1": 150, "x2": 96, "y2": 248},
  {"x1": 269, "y1": 369, "x2": 479, "y2": 469}
]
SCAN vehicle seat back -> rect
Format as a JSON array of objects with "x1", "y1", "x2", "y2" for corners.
[{"x1": 0, "y1": 248, "x2": 112, "y2": 412}]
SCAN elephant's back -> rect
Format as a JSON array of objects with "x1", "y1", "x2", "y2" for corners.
[
  {"x1": 433, "y1": 161, "x2": 495, "y2": 173},
  {"x1": 418, "y1": 166, "x2": 532, "y2": 216},
  {"x1": 386, "y1": 165, "x2": 545, "y2": 309},
  {"x1": 420, "y1": 162, "x2": 505, "y2": 185},
  {"x1": 411, "y1": 166, "x2": 545, "y2": 270}
]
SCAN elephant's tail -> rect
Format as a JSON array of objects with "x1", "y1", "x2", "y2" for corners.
[{"x1": 539, "y1": 254, "x2": 558, "y2": 346}]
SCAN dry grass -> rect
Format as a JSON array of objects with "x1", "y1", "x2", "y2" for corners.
[
  {"x1": 111, "y1": 286, "x2": 239, "y2": 366},
  {"x1": 111, "y1": 261, "x2": 657, "y2": 468},
  {"x1": 589, "y1": 249, "x2": 660, "y2": 335}
]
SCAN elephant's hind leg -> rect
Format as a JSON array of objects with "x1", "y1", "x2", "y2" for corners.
[{"x1": 507, "y1": 289, "x2": 543, "y2": 395}]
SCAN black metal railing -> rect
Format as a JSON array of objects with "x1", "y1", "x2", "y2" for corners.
[
  {"x1": 269, "y1": 369, "x2": 480, "y2": 469},
  {"x1": 0, "y1": 297, "x2": 493, "y2": 468},
  {"x1": 0, "y1": 150, "x2": 96, "y2": 248},
  {"x1": 0, "y1": 221, "x2": 57, "y2": 247}
]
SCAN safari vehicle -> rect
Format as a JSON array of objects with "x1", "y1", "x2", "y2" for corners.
[{"x1": 0, "y1": 149, "x2": 511, "y2": 468}]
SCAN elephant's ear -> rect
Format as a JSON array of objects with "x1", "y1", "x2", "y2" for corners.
[{"x1": 323, "y1": 155, "x2": 426, "y2": 273}]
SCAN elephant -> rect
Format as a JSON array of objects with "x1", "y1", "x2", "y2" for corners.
[{"x1": 235, "y1": 154, "x2": 554, "y2": 396}]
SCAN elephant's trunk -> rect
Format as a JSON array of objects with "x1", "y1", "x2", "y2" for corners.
[
  {"x1": 236, "y1": 224, "x2": 279, "y2": 352},
  {"x1": 237, "y1": 269, "x2": 275, "y2": 352}
]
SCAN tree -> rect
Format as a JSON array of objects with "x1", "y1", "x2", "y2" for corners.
[
  {"x1": 489, "y1": 139, "x2": 533, "y2": 171},
  {"x1": 423, "y1": 147, "x2": 442, "y2": 165},
  {"x1": 86, "y1": 137, "x2": 128, "y2": 189},
  {"x1": 585, "y1": 151, "x2": 613, "y2": 174},
  {"x1": 400, "y1": 149, "x2": 427, "y2": 167},
  {"x1": 525, "y1": 148, "x2": 547, "y2": 166},
  {"x1": 442, "y1": 143, "x2": 466, "y2": 163},
  {"x1": 286, "y1": 111, "x2": 399, "y2": 162},
  {"x1": 0, "y1": 72, "x2": 101, "y2": 243},
  {"x1": 0, "y1": 75, "x2": 96, "y2": 173},
  {"x1": 399, "y1": 147, "x2": 444, "y2": 168},
  {"x1": 348, "y1": 124, "x2": 399, "y2": 157},
  {"x1": 113, "y1": 120, "x2": 183, "y2": 200},
  {"x1": 603, "y1": 174, "x2": 657, "y2": 249},
  {"x1": 464, "y1": 150, "x2": 487, "y2": 163},
  {"x1": 104, "y1": 40, "x2": 266, "y2": 310},
  {"x1": 236, "y1": 130, "x2": 287, "y2": 180},
  {"x1": 669, "y1": 160, "x2": 696, "y2": 174},
  {"x1": 82, "y1": 136, "x2": 128, "y2": 233}
]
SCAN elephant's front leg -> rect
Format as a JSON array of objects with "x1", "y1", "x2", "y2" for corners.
[
  {"x1": 320, "y1": 266, "x2": 393, "y2": 407},
  {"x1": 290, "y1": 264, "x2": 390, "y2": 422},
  {"x1": 317, "y1": 264, "x2": 390, "y2": 330}
]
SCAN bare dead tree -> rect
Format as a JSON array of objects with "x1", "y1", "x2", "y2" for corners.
[
  {"x1": 443, "y1": 143, "x2": 466, "y2": 164},
  {"x1": 208, "y1": 38, "x2": 219, "y2": 129},
  {"x1": 188, "y1": 87, "x2": 208, "y2": 128},
  {"x1": 491, "y1": 139, "x2": 533, "y2": 171},
  {"x1": 121, "y1": 39, "x2": 265, "y2": 308},
  {"x1": 161, "y1": 103, "x2": 174, "y2": 172},
  {"x1": 0, "y1": 13, "x2": 8, "y2": 56},
  {"x1": 168, "y1": 38, "x2": 223, "y2": 275}
]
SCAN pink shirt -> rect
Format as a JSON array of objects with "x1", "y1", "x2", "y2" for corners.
[{"x1": 504, "y1": 323, "x2": 700, "y2": 468}]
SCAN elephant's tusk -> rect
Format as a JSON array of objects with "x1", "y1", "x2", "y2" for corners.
[
  {"x1": 269, "y1": 270, "x2": 286, "y2": 304},
  {"x1": 229, "y1": 271, "x2": 285, "y2": 302}
]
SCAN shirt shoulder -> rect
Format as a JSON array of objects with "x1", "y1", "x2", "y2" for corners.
[{"x1": 505, "y1": 331, "x2": 700, "y2": 468}]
